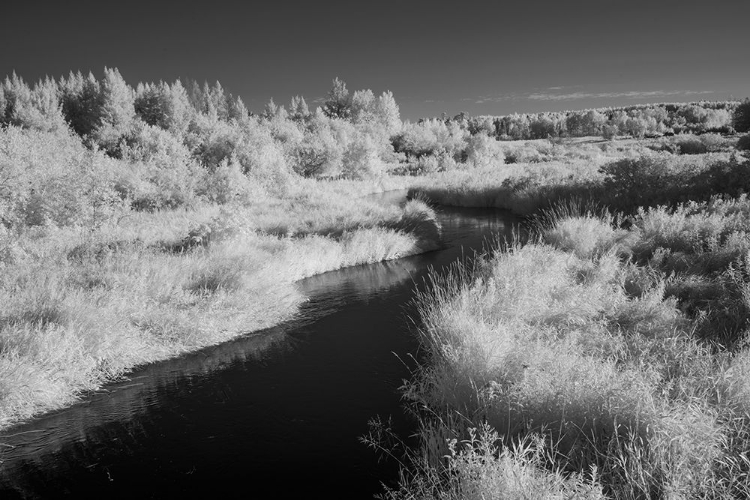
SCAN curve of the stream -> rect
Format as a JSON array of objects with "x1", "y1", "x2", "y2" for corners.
[{"x1": 0, "y1": 194, "x2": 521, "y2": 499}]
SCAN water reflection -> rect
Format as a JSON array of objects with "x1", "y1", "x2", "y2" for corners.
[
  {"x1": 0, "y1": 328, "x2": 289, "y2": 462},
  {"x1": 0, "y1": 204, "x2": 522, "y2": 498},
  {"x1": 301, "y1": 259, "x2": 419, "y2": 306}
]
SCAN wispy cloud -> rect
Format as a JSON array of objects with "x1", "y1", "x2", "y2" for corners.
[
  {"x1": 472, "y1": 89, "x2": 715, "y2": 105},
  {"x1": 527, "y1": 90, "x2": 714, "y2": 101}
]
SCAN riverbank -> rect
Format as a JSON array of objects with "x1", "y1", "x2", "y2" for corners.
[
  {"x1": 0, "y1": 181, "x2": 441, "y2": 431},
  {"x1": 385, "y1": 137, "x2": 750, "y2": 497},
  {"x1": 408, "y1": 135, "x2": 745, "y2": 215},
  {"x1": 0, "y1": 204, "x2": 519, "y2": 498}
]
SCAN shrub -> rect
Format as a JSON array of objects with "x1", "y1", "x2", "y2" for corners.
[
  {"x1": 117, "y1": 124, "x2": 200, "y2": 210},
  {"x1": 541, "y1": 213, "x2": 627, "y2": 259},
  {"x1": 598, "y1": 153, "x2": 729, "y2": 209},
  {"x1": 342, "y1": 132, "x2": 386, "y2": 179},
  {"x1": 602, "y1": 124, "x2": 618, "y2": 140},
  {"x1": 197, "y1": 158, "x2": 259, "y2": 204},
  {"x1": 394, "y1": 120, "x2": 468, "y2": 161},
  {"x1": 737, "y1": 134, "x2": 750, "y2": 152},
  {"x1": 500, "y1": 140, "x2": 557, "y2": 164},
  {"x1": 695, "y1": 156, "x2": 750, "y2": 200},
  {"x1": 733, "y1": 99, "x2": 750, "y2": 133},
  {"x1": 287, "y1": 131, "x2": 343, "y2": 178},
  {"x1": 465, "y1": 133, "x2": 504, "y2": 167},
  {"x1": 0, "y1": 126, "x2": 123, "y2": 228},
  {"x1": 675, "y1": 134, "x2": 708, "y2": 155}
]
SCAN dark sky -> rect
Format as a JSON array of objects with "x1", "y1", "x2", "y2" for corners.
[{"x1": 1, "y1": 0, "x2": 748, "y2": 119}]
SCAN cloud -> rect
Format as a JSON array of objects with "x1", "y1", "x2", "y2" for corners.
[
  {"x1": 470, "y1": 89, "x2": 715, "y2": 105},
  {"x1": 473, "y1": 92, "x2": 524, "y2": 103},
  {"x1": 527, "y1": 89, "x2": 714, "y2": 101}
]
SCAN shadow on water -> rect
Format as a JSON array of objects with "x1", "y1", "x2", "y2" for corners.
[{"x1": 0, "y1": 193, "x2": 522, "y2": 498}]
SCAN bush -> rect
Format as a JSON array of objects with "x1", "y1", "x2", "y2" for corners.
[
  {"x1": 287, "y1": 130, "x2": 344, "y2": 178},
  {"x1": 197, "y1": 158, "x2": 259, "y2": 204},
  {"x1": 342, "y1": 132, "x2": 386, "y2": 179},
  {"x1": 117, "y1": 124, "x2": 200, "y2": 210},
  {"x1": 393, "y1": 120, "x2": 468, "y2": 161},
  {"x1": 0, "y1": 126, "x2": 123, "y2": 228},
  {"x1": 733, "y1": 99, "x2": 750, "y2": 133},
  {"x1": 466, "y1": 133, "x2": 504, "y2": 167},
  {"x1": 599, "y1": 153, "x2": 726, "y2": 209},
  {"x1": 695, "y1": 156, "x2": 750, "y2": 197},
  {"x1": 500, "y1": 140, "x2": 556, "y2": 164},
  {"x1": 675, "y1": 135, "x2": 708, "y2": 155},
  {"x1": 602, "y1": 124, "x2": 618, "y2": 140},
  {"x1": 737, "y1": 134, "x2": 750, "y2": 152}
]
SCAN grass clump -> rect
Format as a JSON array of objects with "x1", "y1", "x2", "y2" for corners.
[
  {"x1": 389, "y1": 203, "x2": 750, "y2": 498},
  {"x1": 0, "y1": 175, "x2": 442, "y2": 430},
  {"x1": 369, "y1": 423, "x2": 605, "y2": 500},
  {"x1": 408, "y1": 135, "x2": 747, "y2": 217}
]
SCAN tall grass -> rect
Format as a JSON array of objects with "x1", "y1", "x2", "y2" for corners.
[
  {"x1": 409, "y1": 136, "x2": 748, "y2": 218},
  {"x1": 0, "y1": 185, "x2": 441, "y2": 430},
  {"x1": 390, "y1": 202, "x2": 750, "y2": 498}
]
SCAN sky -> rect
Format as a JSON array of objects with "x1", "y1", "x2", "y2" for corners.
[{"x1": 0, "y1": 0, "x2": 748, "y2": 120}]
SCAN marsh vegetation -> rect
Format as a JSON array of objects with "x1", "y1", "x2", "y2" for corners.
[
  {"x1": 2, "y1": 68, "x2": 750, "y2": 498},
  {"x1": 382, "y1": 102, "x2": 750, "y2": 498}
]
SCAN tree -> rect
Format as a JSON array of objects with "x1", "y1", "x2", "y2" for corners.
[
  {"x1": 734, "y1": 99, "x2": 750, "y2": 133},
  {"x1": 289, "y1": 95, "x2": 310, "y2": 121},
  {"x1": 20, "y1": 77, "x2": 66, "y2": 132},
  {"x1": 134, "y1": 80, "x2": 193, "y2": 135},
  {"x1": 342, "y1": 131, "x2": 384, "y2": 179},
  {"x1": 0, "y1": 73, "x2": 28, "y2": 124},
  {"x1": 60, "y1": 71, "x2": 104, "y2": 137},
  {"x1": 565, "y1": 112, "x2": 585, "y2": 136},
  {"x1": 322, "y1": 77, "x2": 351, "y2": 119},
  {"x1": 186, "y1": 79, "x2": 204, "y2": 112},
  {"x1": 134, "y1": 82, "x2": 164, "y2": 127},
  {"x1": 529, "y1": 115, "x2": 556, "y2": 139},
  {"x1": 165, "y1": 80, "x2": 193, "y2": 134},
  {"x1": 0, "y1": 73, "x2": 63, "y2": 131},
  {"x1": 100, "y1": 67, "x2": 134, "y2": 130},
  {"x1": 0, "y1": 86, "x2": 5, "y2": 123},
  {"x1": 206, "y1": 81, "x2": 228, "y2": 120},
  {"x1": 624, "y1": 116, "x2": 647, "y2": 138},
  {"x1": 351, "y1": 89, "x2": 376, "y2": 123},
  {"x1": 227, "y1": 95, "x2": 248, "y2": 122},
  {"x1": 375, "y1": 91, "x2": 401, "y2": 135},
  {"x1": 263, "y1": 98, "x2": 279, "y2": 119},
  {"x1": 580, "y1": 110, "x2": 606, "y2": 136}
]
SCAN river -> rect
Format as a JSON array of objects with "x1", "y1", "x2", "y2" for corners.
[{"x1": 0, "y1": 195, "x2": 521, "y2": 498}]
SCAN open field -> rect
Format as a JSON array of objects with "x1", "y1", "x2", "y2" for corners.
[
  {"x1": 383, "y1": 131, "x2": 750, "y2": 497},
  {"x1": 2, "y1": 68, "x2": 750, "y2": 496}
]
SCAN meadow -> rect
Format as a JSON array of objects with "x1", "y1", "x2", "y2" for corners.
[
  {"x1": 3, "y1": 68, "x2": 750, "y2": 497},
  {"x1": 0, "y1": 72, "x2": 442, "y2": 429},
  {"x1": 384, "y1": 111, "x2": 750, "y2": 497}
]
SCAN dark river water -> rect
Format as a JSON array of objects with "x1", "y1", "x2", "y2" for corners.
[{"x1": 0, "y1": 193, "x2": 521, "y2": 499}]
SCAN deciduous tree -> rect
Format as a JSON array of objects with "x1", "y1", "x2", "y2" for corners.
[
  {"x1": 322, "y1": 77, "x2": 351, "y2": 120},
  {"x1": 375, "y1": 91, "x2": 401, "y2": 136},
  {"x1": 734, "y1": 99, "x2": 750, "y2": 133},
  {"x1": 289, "y1": 95, "x2": 310, "y2": 121},
  {"x1": 60, "y1": 71, "x2": 104, "y2": 137}
]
